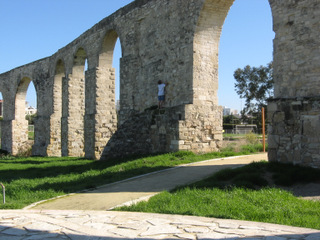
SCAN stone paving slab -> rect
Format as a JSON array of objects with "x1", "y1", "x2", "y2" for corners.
[{"x1": 0, "y1": 210, "x2": 319, "y2": 239}]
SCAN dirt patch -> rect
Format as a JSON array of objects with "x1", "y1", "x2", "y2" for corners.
[
  {"x1": 263, "y1": 172, "x2": 320, "y2": 201},
  {"x1": 282, "y1": 182, "x2": 320, "y2": 201}
]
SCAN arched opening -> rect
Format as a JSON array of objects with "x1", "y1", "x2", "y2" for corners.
[
  {"x1": 100, "y1": 30, "x2": 120, "y2": 109},
  {"x1": 218, "y1": 0, "x2": 274, "y2": 119},
  {"x1": 191, "y1": 0, "x2": 274, "y2": 152},
  {"x1": 194, "y1": 0, "x2": 274, "y2": 108},
  {"x1": 91, "y1": 30, "x2": 121, "y2": 159},
  {"x1": 14, "y1": 77, "x2": 36, "y2": 154},
  {"x1": 193, "y1": 0, "x2": 234, "y2": 106},
  {"x1": 48, "y1": 59, "x2": 65, "y2": 156},
  {"x1": 25, "y1": 81, "x2": 36, "y2": 141},
  {"x1": 113, "y1": 38, "x2": 121, "y2": 112}
]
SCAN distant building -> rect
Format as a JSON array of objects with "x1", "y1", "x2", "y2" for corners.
[
  {"x1": 235, "y1": 124, "x2": 257, "y2": 134},
  {"x1": 222, "y1": 106, "x2": 238, "y2": 116},
  {"x1": 25, "y1": 102, "x2": 37, "y2": 115}
]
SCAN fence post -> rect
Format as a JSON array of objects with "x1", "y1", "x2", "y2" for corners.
[{"x1": 0, "y1": 183, "x2": 5, "y2": 204}]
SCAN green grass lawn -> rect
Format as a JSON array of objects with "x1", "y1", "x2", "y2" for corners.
[
  {"x1": 0, "y1": 143, "x2": 263, "y2": 209},
  {"x1": 116, "y1": 161, "x2": 320, "y2": 230}
]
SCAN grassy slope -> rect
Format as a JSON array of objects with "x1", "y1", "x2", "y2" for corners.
[
  {"x1": 0, "y1": 144, "x2": 263, "y2": 209},
  {"x1": 116, "y1": 161, "x2": 320, "y2": 230}
]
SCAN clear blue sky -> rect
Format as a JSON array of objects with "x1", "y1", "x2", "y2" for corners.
[{"x1": 0, "y1": 0, "x2": 274, "y2": 111}]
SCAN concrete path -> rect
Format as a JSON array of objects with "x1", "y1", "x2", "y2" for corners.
[{"x1": 1, "y1": 153, "x2": 320, "y2": 239}]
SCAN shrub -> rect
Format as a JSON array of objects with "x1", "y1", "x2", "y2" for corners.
[{"x1": 245, "y1": 132, "x2": 259, "y2": 145}]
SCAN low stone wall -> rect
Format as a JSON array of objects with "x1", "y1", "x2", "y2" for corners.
[
  {"x1": 101, "y1": 103, "x2": 223, "y2": 160},
  {"x1": 268, "y1": 97, "x2": 320, "y2": 168}
]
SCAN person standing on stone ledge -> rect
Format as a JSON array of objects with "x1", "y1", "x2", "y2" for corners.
[{"x1": 158, "y1": 80, "x2": 169, "y2": 109}]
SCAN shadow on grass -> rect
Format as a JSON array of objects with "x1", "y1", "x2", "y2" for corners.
[
  {"x1": 29, "y1": 165, "x2": 171, "y2": 193},
  {"x1": 0, "y1": 155, "x2": 156, "y2": 182},
  {"x1": 29, "y1": 163, "x2": 248, "y2": 194},
  {"x1": 179, "y1": 161, "x2": 320, "y2": 198}
]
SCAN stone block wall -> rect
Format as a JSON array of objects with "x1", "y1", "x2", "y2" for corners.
[
  {"x1": 270, "y1": 0, "x2": 320, "y2": 99},
  {"x1": 268, "y1": 0, "x2": 320, "y2": 168},
  {"x1": 268, "y1": 98, "x2": 320, "y2": 168},
  {"x1": 101, "y1": 103, "x2": 222, "y2": 160}
]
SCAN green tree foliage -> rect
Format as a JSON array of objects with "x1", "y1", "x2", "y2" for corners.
[
  {"x1": 234, "y1": 62, "x2": 273, "y2": 115},
  {"x1": 234, "y1": 62, "x2": 273, "y2": 127},
  {"x1": 25, "y1": 113, "x2": 37, "y2": 125},
  {"x1": 223, "y1": 115, "x2": 240, "y2": 124}
]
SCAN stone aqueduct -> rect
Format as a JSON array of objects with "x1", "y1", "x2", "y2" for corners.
[{"x1": 0, "y1": 0, "x2": 320, "y2": 168}]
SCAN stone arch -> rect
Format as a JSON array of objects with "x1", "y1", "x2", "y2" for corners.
[
  {"x1": 13, "y1": 77, "x2": 34, "y2": 154},
  {"x1": 16, "y1": 77, "x2": 31, "y2": 119},
  {"x1": 184, "y1": 0, "x2": 274, "y2": 154},
  {"x1": 99, "y1": 30, "x2": 120, "y2": 67},
  {"x1": 84, "y1": 30, "x2": 120, "y2": 159},
  {"x1": 193, "y1": 0, "x2": 234, "y2": 106},
  {"x1": 193, "y1": 0, "x2": 275, "y2": 105},
  {"x1": 47, "y1": 59, "x2": 66, "y2": 156}
]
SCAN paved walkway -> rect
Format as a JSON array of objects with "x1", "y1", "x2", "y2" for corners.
[
  {"x1": 1, "y1": 210, "x2": 319, "y2": 239},
  {"x1": 1, "y1": 153, "x2": 320, "y2": 239},
  {"x1": 28, "y1": 153, "x2": 269, "y2": 211}
]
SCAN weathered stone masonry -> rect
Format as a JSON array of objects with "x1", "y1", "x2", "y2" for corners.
[
  {"x1": 0, "y1": 0, "x2": 320, "y2": 168},
  {"x1": 268, "y1": 0, "x2": 320, "y2": 168}
]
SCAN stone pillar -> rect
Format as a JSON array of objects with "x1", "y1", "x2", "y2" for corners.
[
  {"x1": 0, "y1": 100, "x2": 28, "y2": 157},
  {"x1": 47, "y1": 115, "x2": 62, "y2": 156},
  {"x1": 32, "y1": 116, "x2": 50, "y2": 156},
  {"x1": 1, "y1": 120, "x2": 13, "y2": 153},
  {"x1": 11, "y1": 119, "x2": 29, "y2": 155},
  {"x1": 85, "y1": 67, "x2": 117, "y2": 159},
  {"x1": 268, "y1": 98, "x2": 320, "y2": 168},
  {"x1": 61, "y1": 75, "x2": 69, "y2": 156},
  {"x1": 118, "y1": 55, "x2": 139, "y2": 125},
  {"x1": 31, "y1": 75, "x2": 53, "y2": 156},
  {"x1": 0, "y1": 93, "x2": 13, "y2": 153},
  {"x1": 268, "y1": 0, "x2": 320, "y2": 168},
  {"x1": 47, "y1": 75, "x2": 64, "y2": 157},
  {"x1": 63, "y1": 71, "x2": 85, "y2": 157}
]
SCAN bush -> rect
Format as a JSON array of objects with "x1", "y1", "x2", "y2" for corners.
[{"x1": 245, "y1": 132, "x2": 259, "y2": 145}]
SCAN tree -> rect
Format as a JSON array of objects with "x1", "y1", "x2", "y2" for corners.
[
  {"x1": 25, "y1": 113, "x2": 37, "y2": 125},
  {"x1": 223, "y1": 114, "x2": 240, "y2": 124},
  {"x1": 234, "y1": 62, "x2": 273, "y2": 122}
]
